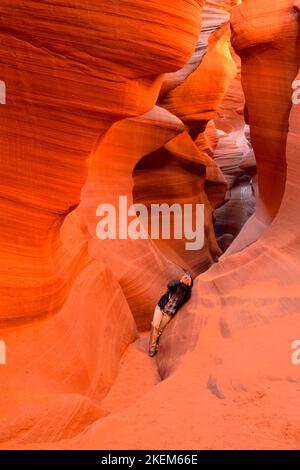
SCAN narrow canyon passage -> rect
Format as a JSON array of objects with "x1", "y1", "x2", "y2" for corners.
[{"x1": 0, "y1": 0, "x2": 300, "y2": 451}]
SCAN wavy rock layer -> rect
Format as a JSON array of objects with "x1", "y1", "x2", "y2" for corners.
[
  {"x1": 0, "y1": 0, "x2": 202, "y2": 443},
  {"x1": 79, "y1": 108, "x2": 185, "y2": 329},
  {"x1": 0, "y1": 0, "x2": 202, "y2": 323},
  {"x1": 1, "y1": 0, "x2": 300, "y2": 451},
  {"x1": 133, "y1": 4, "x2": 239, "y2": 275},
  {"x1": 157, "y1": 0, "x2": 300, "y2": 447}
]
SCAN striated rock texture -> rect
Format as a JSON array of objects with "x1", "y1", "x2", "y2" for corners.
[
  {"x1": 156, "y1": 0, "x2": 300, "y2": 448},
  {"x1": 0, "y1": 0, "x2": 203, "y2": 323},
  {"x1": 79, "y1": 108, "x2": 185, "y2": 329},
  {"x1": 226, "y1": 0, "x2": 300, "y2": 254},
  {"x1": 1, "y1": 0, "x2": 300, "y2": 451},
  {"x1": 0, "y1": 0, "x2": 203, "y2": 443},
  {"x1": 133, "y1": 2, "x2": 240, "y2": 275},
  {"x1": 213, "y1": 65, "x2": 257, "y2": 251}
]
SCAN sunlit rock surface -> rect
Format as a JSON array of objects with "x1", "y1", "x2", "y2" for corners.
[
  {"x1": 0, "y1": 0, "x2": 203, "y2": 443},
  {"x1": 1, "y1": 0, "x2": 300, "y2": 450}
]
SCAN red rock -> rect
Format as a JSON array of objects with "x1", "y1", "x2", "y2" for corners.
[
  {"x1": 1, "y1": 0, "x2": 300, "y2": 451},
  {"x1": 0, "y1": 0, "x2": 203, "y2": 443}
]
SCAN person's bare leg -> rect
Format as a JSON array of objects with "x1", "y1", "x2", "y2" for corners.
[
  {"x1": 149, "y1": 325, "x2": 160, "y2": 357},
  {"x1": 158, "y1": 312, "x2": 172, "y2": 336},
  {"x1": 149, "y1": 306, "x2": 163, "y2": 357}
]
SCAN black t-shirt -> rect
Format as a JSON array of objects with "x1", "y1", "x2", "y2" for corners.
[{"x1": 157, "y1": 279, "x2": 192, "y2": 312}]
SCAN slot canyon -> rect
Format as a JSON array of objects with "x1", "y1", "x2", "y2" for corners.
[{"x1": 0, "y1": 0, "x2": 300, "y2": 450}]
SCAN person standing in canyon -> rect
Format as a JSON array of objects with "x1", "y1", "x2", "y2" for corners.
[{"x1": 148, "y1": 272, "x2": 193, "y2": 357}]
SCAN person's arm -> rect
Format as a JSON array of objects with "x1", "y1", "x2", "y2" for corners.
[
  {"x1": 179, "y1": 285, "x2": 192, "y2": 308},
  {"x1": 185, "y1": 286, "x2": 192, "y2": 302}
]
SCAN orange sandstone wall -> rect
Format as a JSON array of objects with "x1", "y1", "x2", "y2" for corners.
[
  {"x1": 1, "y1": 0, "x2": 300, "y2": 451},
  {"x1": 0, "y1": 0, "x2": 203, "y2": 323},
  {"x1": 0, "y1": 0, "x2": 203, "y2": 444}
]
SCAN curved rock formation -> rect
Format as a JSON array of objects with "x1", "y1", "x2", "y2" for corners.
[
  {"x1": 0, "y1": 0, "x2": 203, "y2": 443},
  {"x1": 157, "y1": 0, "x2": 300, "y2": 446},
  {"x1": 227, "y1": 0, "x2": 300, "y2": 254},
  {"x1": 79, "y1": 107, "x2": 184, "y2": 329},
  {"x1": 213, "y1": 68, "x2": 257, "y2": 250},
  {"x1": 0, "y1": 0, "x2": 202, "y2": 323},
  {"x1": 133, "y1": 5, "x2": 240, "y2": 275},
  {"x1": 1, "y1": 0, "x2": 300, "y2": 451}
]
